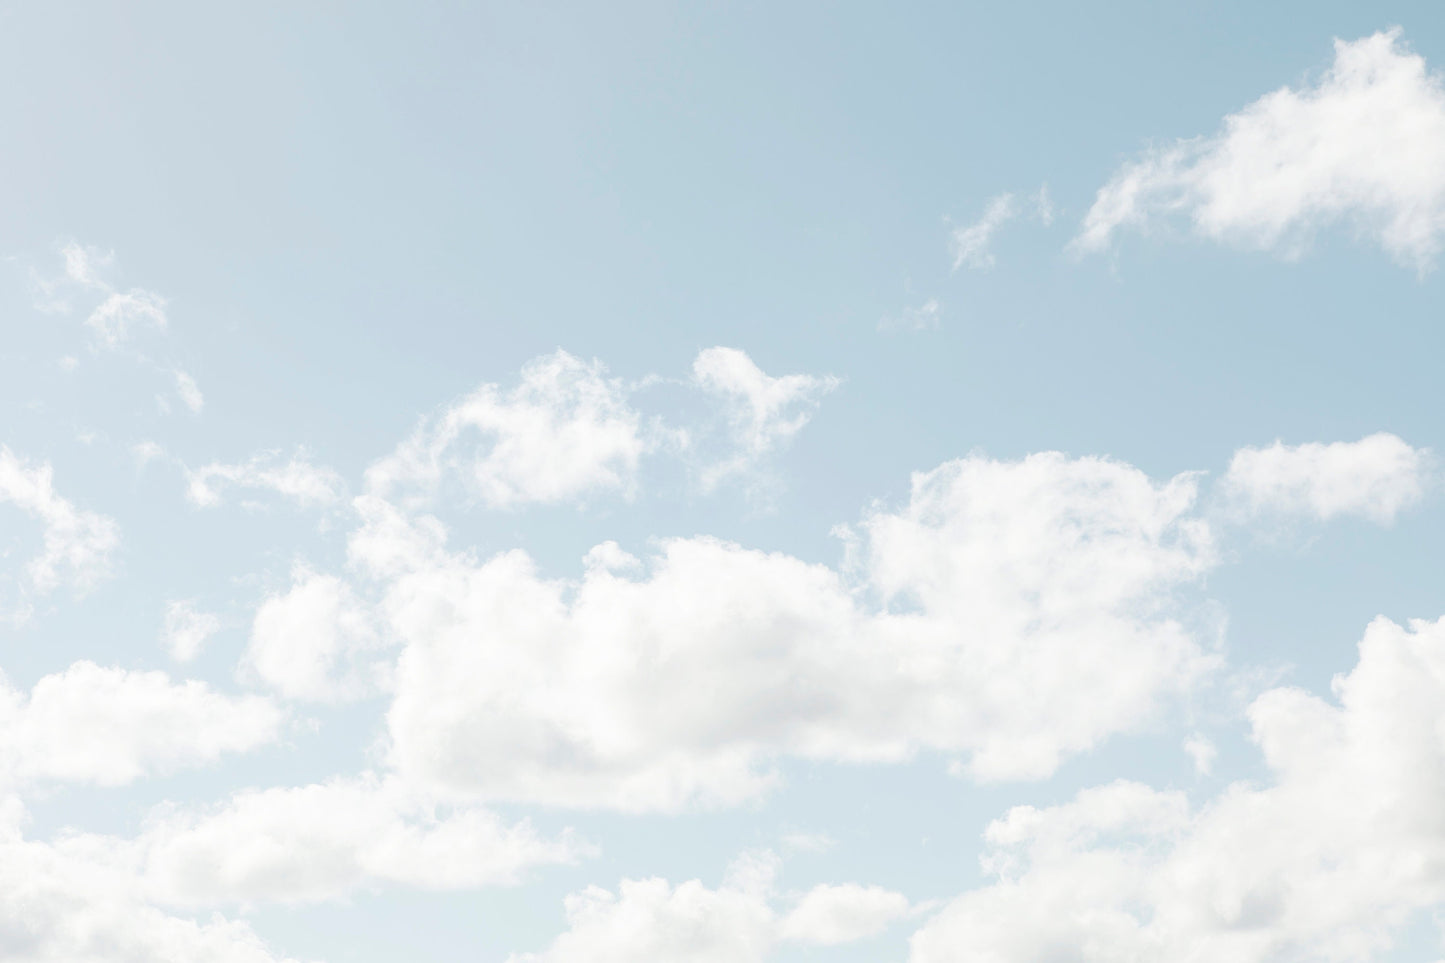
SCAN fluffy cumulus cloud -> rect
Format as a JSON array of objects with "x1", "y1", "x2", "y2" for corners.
[
  {"x1": 1221, "y1": 432, "x2": 1429, "y2": 523},
  {"x1": 510, "y1": 851, "x2": 911, "y2": 962},
  {"x1": 0, "y1": 446, "x2": 119, "y2": 621},
  {"x1": 0, "y1": 800, "x2": 299, "y2": 963},
  {"x1": 186, "y1": 449, "x2": 345, "y2": 510},
  {"x1": 691, "y1": 347, "x2": 839, "y2": 489},
  {"x1": 359, "y1": 450, "x2": 1215, "y2": 812},
  {"x1": 120, "y1": 776, "x2": 585, "y2": 906},
  {"x1": 0, "y1": 661, "x2": 282, "y2": 788},
  {"x1": 909, "y1": 614, "x2": 1445, "y2": 962},
  {"x1": 1076, "y1": 30, "x2": 1445, "y2": 268},
  {"x1": 243, "y1": 568, "x2": 383, "y2": 702},
  {"x1": 366, "y1": 350, "x2": 657, "y2": 509}
]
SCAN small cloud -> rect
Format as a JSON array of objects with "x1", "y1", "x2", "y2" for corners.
[
  {"x1": 781, "y1": 831, "x2": 836, "y2": 854},
  {"x1": 87, "y1": 289, "x2": 168, "y2": 347},
  {"x1": 1035, "y1": 184, "x2": 1055, "y2": 226},
  {"x1": 692, "y1": 347, "x2": 840, "y2": 492},
  {"x1": 162, "y1": 600, "x2": 222, "y2": 662},
  {"x1": 879, "y1": 298, "x2": 941, "y2": 333},
  {"x1": 187, "y1": 449, "x2": 345, "y2": 510},
  {"x1": 1184, "y1": 734, "x2": 1217, "y2": 775},
  {"x1": 951, "y1": 194, "x2": 1017, "y2": 270},
  {"x1": 133, "y1": 442, "x2": 166, "y2": 469},
  {"x1": 60, "y1": 241, "x2": 113, "y2": 289},
  {"x1": 173, "y1": 371, "x2": 204, "y2": 414}
]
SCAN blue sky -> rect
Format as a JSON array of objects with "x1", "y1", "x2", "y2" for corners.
[{"x1": 4, "y1": 3, "x2": 1445, "y2": 961}]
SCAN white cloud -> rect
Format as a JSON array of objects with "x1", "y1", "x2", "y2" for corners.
[
  {"x1": 879, "y1": 298, "x2": 941, "y2": 333},
  {"x1": 173, "y1": 370, "x2": 204, "y2": 413},
  {"x1": 0, "y1": 661, "x2": 282, "y2": 788},
  {"x1": 161, "y1": 600, "x2": 221, "y2": 663},
  {"x1": 364, "y1": 451, "x2": 1214, "y2": 811},
  {"x1": 186, "y1": 449, "x2": 344, "y2": 510},
  {"x1": 1035, "y1": 183, "x2": 1056, "y2": 226},
  {"x1": 1220, "y1": 433, "x2": 1428, "y2": 523},
  {"x1": 1183, "y1": 732, "x2": 1217, "y2": 775},
  {"x1": 366, "y1": 350, "x2": 656, "y2": 510},
  {"x1": 243, "y1": 568, "x2": 383, "y2": 702},
  {"x1": 510, "y1": 851, "x2": 910, "y2": 963},
  {"x1": 779, "y1": 831, "x2": 835, "y2": 854},
  {"x1": 1076, "y1": 30, "x2": 1445, "y2": 268},
  {"x1": 86, "y1": 289, "x2": 168, "y2": 346},
  {"x1": 125, "y1": 775, "x2": 585, "y2": 906},
  {"x1": 59, "y1": 241, "x2": 112, "y2": 290},
  {"x1": 0, "y1": 800, "x2": 299, "y2": 963},
  {"x1": 951, "y1": 193, "x2": 1017, "y2": 270},
  {"x1": 779, "y1": 883, "x2": 912, "y2": 945},
  {"x1": 28, "y1": 242, "x2": 111, "y2": 313},
  {"x1": 0, "y1": 446, "x2": 118, "y2": 620},
  {"x1": 909, "y1": 614, "x2": 1445, "y2": 963},
  {"x1": 691, "y1": 347, "x2": 839, "y2": 490}
]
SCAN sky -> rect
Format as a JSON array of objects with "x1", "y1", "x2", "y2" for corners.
[{"x1": 4, "y1": 2, "x2": 1445, "y2": 961}]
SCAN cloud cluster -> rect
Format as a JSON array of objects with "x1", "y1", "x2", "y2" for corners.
[
  {"x1": 1077, "y1": 30, "x2": 1445, "y2": 268},
  {"x1": 119, "y1": 776, "x2": 584, "y2": 906},
  {"x1": 510, "y1": 851, "x2": 912, "y2": 962},
  {"x1": 910, "y1": 613, "x2": 1445, "y2": 962},
  {"x1": 0, "y1": 800, "x2": 299, "y2": 963},
  {"x1": 360, "y1": 451, "x2": 1215, "y2": 811}
]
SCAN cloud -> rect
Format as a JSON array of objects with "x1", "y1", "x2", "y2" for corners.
[
  {"x1": 366, "y1": 350, "x2": 657, "y2": 510},
  {"x1": 0, "y1": 446, "x2": 119, "y2": 621},
  {"x1": 691, "y1": 347, "x2": 839, "y2": 490},
  {"x1": 161, "y1": 600, "x2": 221, "y2": 663},
  {"x1": 243, "y1": 568, "x2": 384, "y2": 702},
  {"x1": 59, "y1": 240, "x2": 112, "y2": 290},
  {"x1": 0, "y1": 800, "x2": 300, "y2": 963},
  {"x1": 30, "y1": 241, "x2": 170, "y2": 345},
  {"x1": 173, "y1": 370, "x2": 204, "y2": 414},
  {"x1": 909, "y1": 613, "x2": 1445, "y2": 962},
  {"x1": 123, "y1": 775, "x2": 585, "y2": 906},
  {"x1": 186, "y1": 449, "x2": 345, "y2": 510},
  {"x1": 362, "y1": 451, "x2": 1214, "y2": 811},
  {"x1": 86, "y1": 290, "x2": 168, "y2": 346},
  {"x1": 1183, "y1": 732, "x2": 1217, "y2": 775},
  {"x1": 879, "y1": 298, "x2": 942, "y2": 333},
  {"x1": 27, "y1": 241, "x2": 111, "y2": 313},
  {"x1": 951, "y1": 194, "x2": 1017, "y2": 270},
  {"x1": 0, "y1": 661, "x2": 282, "y2": 788},
  {"x1": 1075, "y1": 30, "x2": 1445, "y2": 268},
  {"x1": 509, "y1": 851, "x2": 910, "y2": 962},
  {"x1": 1220, "y1": 432, "x2": 1428, "y2": 523},
  {"x1": 778, "y1": 883, "x2": 913, "y2": 945},
  {"x1": 1035, "y1": 183, "x2": 1056, "y2": 226}
]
